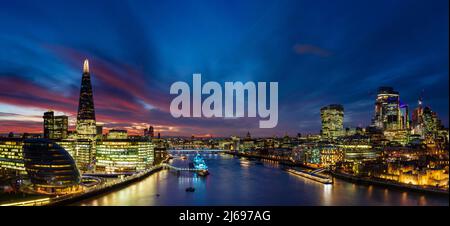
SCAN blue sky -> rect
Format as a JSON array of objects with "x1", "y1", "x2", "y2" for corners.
[{"x1": 0, "y1": 0, "x2": 448, "y2": 136}]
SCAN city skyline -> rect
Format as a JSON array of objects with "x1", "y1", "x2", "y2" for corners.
[
  {"x1": 0, "y1": 0, "x2": 449, "y2": 137},
  {"x1": 0, "y1": 58, "x2": 446, "y2": 138},
  {"x1": 0, "y1": 1, "x2": 448, "y2": 209}
]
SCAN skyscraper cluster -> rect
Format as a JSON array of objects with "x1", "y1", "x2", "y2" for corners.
[
  {"x1": 144, "y1": 126, "x2": 155, "y2": 138},
  {"x1": 2, "y1": 59, "x2": 157, "y2": 178},
  {"x1": 372, "y1": 87, "x2": 409, "y2": 131},
  {"x1": 320, "y1": 86, "x2": 445, "y2": 144},
  {"x1": 411, "y1": 98, "x2": 444, "y2": 139}
]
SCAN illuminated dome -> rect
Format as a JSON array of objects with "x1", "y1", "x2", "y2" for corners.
[{"x1": 23, "y1": 139, "x2": 82, "y2": 195}]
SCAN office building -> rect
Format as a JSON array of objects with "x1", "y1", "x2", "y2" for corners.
[
  {"x1": 373, "y1": 87, "x2": 402, "y2": 131},
  {"x1": 95, "y1": 139, "x2": 154, "y2": 174},
  {"x1": 321, "y1": 104, "x2": 344, "y2": 139},
  {"x1": 144, "y1": 126, "x2": 154, "y2": 138},
  {"x1": 23, "y1": 139, "x2": 82, "y2": 195},
  {"x1": 43, "y1": 111, "x2": 68, "y2": 139},
  {"x1": 0, "y1": 138, "x2": 26, "y2": 175}
]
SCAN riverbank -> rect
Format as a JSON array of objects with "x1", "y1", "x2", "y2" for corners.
[
  {"x1": 73, "y1": 151, "x2": 448, "y2": 206},
  {"x1": 49, "y1": 164, "x2": 165, "y2": 206},
  {"x1": 224, "y1": 151, "x2": 449, "y2": 196},
  {"x1": 223, "y1": 151, "x2": 315, "y2": 169},
  {"x1": 331, "y1": 171, "x2": 449, "y2": 196},
  {"x1": 1, "y1": 164, "x2": 165, "y2": 206}
]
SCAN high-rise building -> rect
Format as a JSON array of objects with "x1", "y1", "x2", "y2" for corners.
[
  {"x1": 411, "y1": 95, "x2": 444, "y2": 138},
  {"x1": 320, "y1": 104, "x2": 344, "y2": 139},
  {"x1": 58, "y1": 139, "x2": 95, "y2": 172},
  {"x1": 411, "y1": 97, "x2": 424, "y2": 136},
  {"x1": 96, "y1": 125, "x2": 103, "y2": 136},
  {"x1": 76, "y1": 59, "x2": 97, "y2": 138},
  {"x1": 43, "y1": 111, "x2": 53, "y2": 138},
  {"x1": 144, "y1": 126, "x2": 154, "y2": 138},
  {"x1": 43, "y1": 110, "x2": 68, "y2": 139},
  {"x1": 74, "y1": 59, "x2": 97, "y2": 172},
  {"x1": 399, "y1": 101, "x2": 410, "y2": 130},
  {"x1": 423, "y1": 107, "x2": 442, "y2": 137},
  {"x1": 373, "y1": 87, "x2": 402, "y2": 131},
  {"x1": 149, "y1": 126, "x2": 154, "y2": 138}
]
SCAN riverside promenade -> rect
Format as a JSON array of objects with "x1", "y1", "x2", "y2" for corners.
[{"x1": 1, "y1": 164, "x2": 166, "y2": 206}]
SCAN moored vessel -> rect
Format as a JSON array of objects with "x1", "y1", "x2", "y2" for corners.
[{"x1": 192, "y1": 153, "x2": 209, "y2": 176}]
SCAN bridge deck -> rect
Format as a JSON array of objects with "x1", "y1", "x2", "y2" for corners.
[{"x1": 161, "y1": 163, "x2": 204, "y2": 172}]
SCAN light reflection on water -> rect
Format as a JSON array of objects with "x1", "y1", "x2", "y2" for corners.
[
  {"x1": 323, "y1": 184, "x2": 333, "y2": 206},
  {"x1": 76, "y1": 152, "x2": 448, "y2": 206}
]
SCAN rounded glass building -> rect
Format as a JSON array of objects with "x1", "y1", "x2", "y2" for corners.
[{"x1": 23, "y1": 139, "x2": 82, "y2": 195}]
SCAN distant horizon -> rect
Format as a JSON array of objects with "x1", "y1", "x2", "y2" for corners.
[{"x1": 1, "y1": 0, "x2": 448, "y2": 137}]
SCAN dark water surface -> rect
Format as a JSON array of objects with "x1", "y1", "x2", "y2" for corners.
[{"x1": 74, "y1": 153, "x2": 449, "y2": 206}]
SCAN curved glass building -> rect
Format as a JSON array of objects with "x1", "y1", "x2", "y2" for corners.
[{"x1": 23, "y1": 139, "x2": 82, "y2": 195}]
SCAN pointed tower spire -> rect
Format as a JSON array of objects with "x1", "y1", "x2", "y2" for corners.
[
  {"x1": 77, "y1": 58, "x2": 96, "y2": 137},
  {"x1": 418, "y1": 89, "x2": 424, "y2": 106},
  {"x1": 83, "y1": 59, "x2": 89, "y2": 74}
]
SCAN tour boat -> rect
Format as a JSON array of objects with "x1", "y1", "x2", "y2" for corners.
[
  {"x1": 285, "y1": 168, "x2": 333, "y2": 184},
  {"x1": 192, "y1": 153, "x2": 209, "y2": 176},
  {"x1": 197, "y1": 170, "x2": 210, "y2": 176}
]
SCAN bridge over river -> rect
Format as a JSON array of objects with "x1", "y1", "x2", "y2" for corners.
[
  {"x1": 168, "y1": 149, "x2": 224, "y2": 155},
  {"x1": 161, "y1": 163, "x2": 204, "y2": 172},
  {"x1": 73, "y1": 153, "x2": 448, "y2": 206}
]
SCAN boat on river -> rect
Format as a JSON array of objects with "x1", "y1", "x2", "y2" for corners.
[
  {"x1": 185, "y1": 187, "x2": 195, "y2": 192},
  {"x1": 192, "y1": 153, "x2": 209, "y2": 176},
  {"x1": 285, "y1": 168, "x2": 333, "y2": 184}
]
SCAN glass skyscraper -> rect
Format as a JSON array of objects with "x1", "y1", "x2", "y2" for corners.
[
  {"x1": 320, "y1": 104, "x2": 344, "y2": 139},
  {"x1": 76, "y1": 59, "x2": 97, "y2": 138},
  {"x1": 373, "y1": 87, "x2": 401, "y2": 131}
]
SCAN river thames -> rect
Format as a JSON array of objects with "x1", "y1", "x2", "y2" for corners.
[{"x1": 74, "y1": 152, "x2": 448, "y2": 206}]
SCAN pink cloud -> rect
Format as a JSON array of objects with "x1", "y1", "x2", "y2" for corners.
[{"x1": 293, "y1": 44, "x2": 332, "y2": 57}]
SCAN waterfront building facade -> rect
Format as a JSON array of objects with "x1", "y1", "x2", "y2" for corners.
[
  {"x1": 95, "y1": 139, "x2": 154, "y2": 174},
  {"x1": 57, "y1": 139, "x2": 95, "y2": 172},
  {"x1": 0, "y1": 138, "x2": 26, "y2": 175},
  {"x1": 292, "y1": 136, "x2": 379, "y2": 170},
  {"x1": 1, "y1": 137, "x2": 155, "y2": 176},
  {"x1": 23, "y1": 139, "x2": 82, "y2": 195},
  {"x1": 375, "y1": 162, "x2": 448, "y2": 188}
]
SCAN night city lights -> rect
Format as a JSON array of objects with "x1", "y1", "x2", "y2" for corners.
[{"x1": 0, "y1": 0, "x2": 448, "y2": 224}]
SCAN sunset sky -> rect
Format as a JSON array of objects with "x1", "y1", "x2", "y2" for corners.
[{"x1": 0, "y1": 0, "x2": 448, "y2": 137}]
